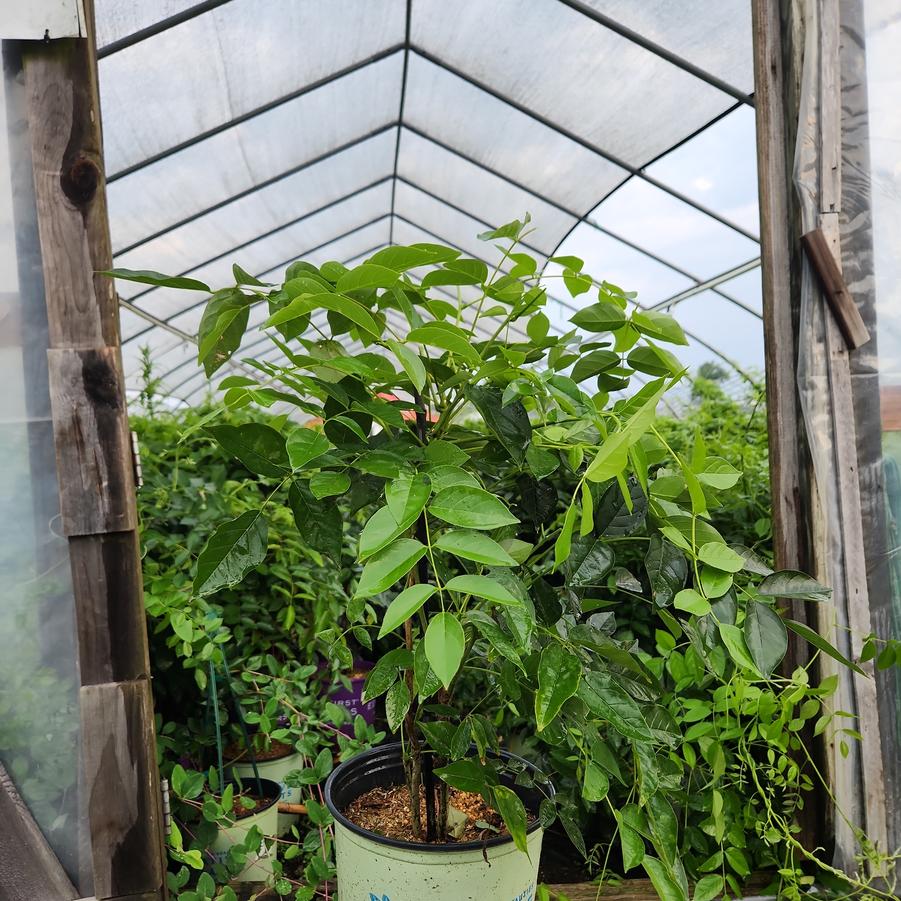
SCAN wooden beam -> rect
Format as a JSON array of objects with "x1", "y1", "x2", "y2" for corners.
[
  {"x1": 750, "y1": 0, "x2": 827, "y2": 852},
  {"x1": 80, "y1": 683, "x2": 164, "y2": 899},
  {"x1": 20, "y1": 0, "x2": 168, "y2": 896},
  {"x1": 46, "y1": 347, "x2": 137, "y2": 536},
  {"x1": 546, "y1": 873, "x2": 775, "y2": 900},
  {"x1": 752, "y1": 0, "x2": 808, "y2": 581},
  {"x1": 801, "y1": 227, "x2": 870, "y2": 349}
]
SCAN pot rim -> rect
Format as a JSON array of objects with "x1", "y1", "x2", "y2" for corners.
[
  {"x1": 222, "y1": 775, "x2": 282, "y2": 819},
  {"x1": 324, "y1": 742, "x2": 555, "y2": 854}
]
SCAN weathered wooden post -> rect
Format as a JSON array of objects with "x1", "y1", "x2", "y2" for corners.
[{"x1": 0, "y1": 0, "x2": 167, "y2": 897}]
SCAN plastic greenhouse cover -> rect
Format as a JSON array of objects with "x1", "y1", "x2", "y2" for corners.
[
  {"x1": 0, "y1": 46, "x2": 92, "y2": 894},
  {"x1": 91, "y1": 0, "x2": 763, "y2": 404}
]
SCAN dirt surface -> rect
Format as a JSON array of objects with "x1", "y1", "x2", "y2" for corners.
[
  {"x1": 226, "y1": 738, "x2": 294, "y2": 763},
  {"x1": 229, "y1": 789, "x2": 277, "y2": 820},
  {"x1": 344, "y1": 784, "x2": 514, "y2": 844}
]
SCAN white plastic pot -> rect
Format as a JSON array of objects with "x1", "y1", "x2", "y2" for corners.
[
  {"x1": 325, "y1": 743, "x2": 553, "y2": 901},
  {"x1": 232, "y1": 749, "x2": 304, "y2": 835},
  {"x1": 210, "y1": 777, "x2": 280, "y2": 883}
]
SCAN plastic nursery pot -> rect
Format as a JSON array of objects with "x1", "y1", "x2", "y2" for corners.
[
  {"x1": 210, "y1": 777, "x2": 281, "y2": 883},
  {"x1": 325, "y1": 743, "x2": 554, "y2": 901},
  {"x1": 231, "y1": 742, "x2": 304, "y2": 836},
  {"x1": 323, "y1": 659, "x2": 377, "y2": 735}
]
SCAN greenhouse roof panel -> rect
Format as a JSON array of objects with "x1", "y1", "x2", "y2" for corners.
[{"x1": 95, "y1": 0, "x2": 763, "y2": 404}]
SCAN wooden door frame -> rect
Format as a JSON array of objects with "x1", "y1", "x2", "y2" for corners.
[{"x1": 0, "y1": 1, "x2": 167, "y2": 898}]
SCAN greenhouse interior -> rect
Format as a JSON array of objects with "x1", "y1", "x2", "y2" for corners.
[{"x1": 1, "y1": 1, "x2": 899, "y2": 899}]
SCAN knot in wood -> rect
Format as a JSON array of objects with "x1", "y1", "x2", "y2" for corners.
[{"x1": 61, "y1": 155, "x2": 100, "y2": 206}]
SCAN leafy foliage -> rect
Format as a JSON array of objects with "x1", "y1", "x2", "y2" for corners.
[{"x1": 108, "y1": 218, "x2": 891, "y2": 899}]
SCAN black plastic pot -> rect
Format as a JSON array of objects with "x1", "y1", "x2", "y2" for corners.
[{"x1": 325, "y1": 743, "x2": 555, "y2": 899}]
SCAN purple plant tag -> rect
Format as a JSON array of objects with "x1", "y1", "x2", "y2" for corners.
[{"x1": 325, "y1": 660, "x2": 376, "y2": 736}]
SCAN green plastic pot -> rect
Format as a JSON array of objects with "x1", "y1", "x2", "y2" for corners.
[
  {"x1": 325, "y1": 743, "x2": 553, "y2": 901},
  {"x1": 210, "y1": 777, "x2": 280, "y2": 882},
  {"x1": 232, "y1": 749, "x2": 304, "y2": 836}
]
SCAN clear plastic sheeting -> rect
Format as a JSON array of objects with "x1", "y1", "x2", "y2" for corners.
[
  {"x1": 94, "y1": 0, "x2": 763, "y2": 405},
  {"x1": 0, "y1": 45, "x2": 91, "y2": 893}
]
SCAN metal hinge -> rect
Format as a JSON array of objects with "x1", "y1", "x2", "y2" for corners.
[
  {"x1": 131, "y1": 429, "x2": 143, "y2": 489},
  {"x1": 160, "y1": 777, "x2": 171, "y2": 833}
]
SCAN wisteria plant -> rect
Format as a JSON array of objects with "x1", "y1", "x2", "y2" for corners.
[{"x1": 107, "y1": 216, "x2": 852, "y2": 898}]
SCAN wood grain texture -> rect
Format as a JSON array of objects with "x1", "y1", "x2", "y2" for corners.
[
  {"x1": 80, "y1": 682, "x2": 163, "y2": 900},
  {"x1": 24, "y1": 38, "x2": 119, "y2": 348},
  {"x1": 546, "y1": 872, "x2": 775, "y2": 900},
  {"x1": 69, "y1": 531, "x2": 151, "y2": 685},
  {"x1": 47, "y1": 347, "x2": 137, "y2": 536},
  {"x1": 21, "y1": 0, "x2": 168, "y2": 895},
  {"x1": 0, "y1": 761, "x2": 78, "y2": 901},
  {"x1": 751, "y1": 0, "x2": 827, "y2": 851},
  {"x1": 801, "y1": 227, "x2": 870, "y2": 348},
  {"x1": 752, "y1": 0, "x2": 809, "y2": 583}
]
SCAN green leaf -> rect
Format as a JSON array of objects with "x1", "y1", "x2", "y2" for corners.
[
  {"x1": 632, "y1": 310, "x2": 688, "y2": 345},
  {"x1": 699, "y1": 566, "x2": 732, "y2": 599},
  {"x1": 526, "y1": 444, "x2": 560, "y2": 480},
  {"x1": 101, "y1": 268, "x2": 211, "y2": 292},
  {"x1": 468, "y1": 386, "x2": 532, "y2": 464},
  {"x1": 426, "y1": 465, "x2": 481, "y2": 492},
  {"x1": 425, "y1": 612, "x2": 466, "y2": 689},
  {"x1": 785, "y1": 619, "x2": 865, "y2": 676},
  {"x1": 697, "y1": 542, "x2": 744, "y2": 573},
  {"x1": 527, "y1": 311, "x2": 550, "y2": 341},
  {"x1": 554, "y1": 503, "x2": 577, "y2": 571},
  {"x1": 421, "y1": 267, "x2": 483, "y2": 288},
  {"x1": 570, "y1": 349, "x2": 620, "y2": 383},
  {"x1": 435, "y1": 530, "x2": 518, "y2": 566},
  {"x1": 206, "y1": 423, "x2": 288, "y2": 478},
  {"x1": 385, "y1": 680, "x2": 411, "y2": 732},
  {"x1": 194, "y1": 511, "x2": 268, "y2": 595},
  {"x1": 620, "y1": 823, "x2": 645, "y2": 871},
  {"x1": 335, "y1": 263, "x2": 400, "y2": 293},
  {"x1": 264, "y1": 292, "x2": 382, "y2": 337},
  {"x1": 233, "y1": 263, "x2": 265, "y2": 287},
  {"x1": 286, "y1": 429, "x2": 331, "y2": 470},
  {"x1": 355, "y1": 538, "x2": 427, "y2": 599},
  {"x1": 744, "y1": 600, "x2": 787, "y2": 678},
  {"x1": 359, "y1": 505, "x2": 418, "y2": 559},
  {"x1": 369, "y1": 245, "x2": 448, "y2": 270},
  {"x1": 697, "y1": 457, "x2": 742, "y2": 490},
  {"x1": 717, "y1": 623, "x2": 760, "y2": 673},
  {"x1": 644, "y1": 535, "x2": 687, "y2": 606},
  {"x1": 693, "y1": 875, "x2": 724, "y2": 901},
  {"x1": 627, "y1": 344, "x2": 682, "y2": 377},
  {"x1": 586, "y1": 381, "x2": 665, "y2": 482},
  {"x1": 386, "y1": 473, "x2": 430, "y2": 524},
  {"x1": 578, "y1": 672, "x2": 652, "y2": 742},
  {"x1": 673, "y1": 589, "x2": 711, "y2": 616},
  {"x1": 445, "y1": 574, "x2": 520, "y2": 605},
  {"x1": 288, "y1": 482, "x2": 343, "y2": 562},
  {"x1": 406, "y1": 324, "x2": 481, "y2": 366},
  {"x1": 363, "y1": 648, "x2": 412, "y2": 701},
  {"x1": 758, "y1": 570, "x2": 832, "y2": 601},
  {"x1": 732, "y1": 544, "x2": 774, "y2": 576},
  {"x1": 379, "y1": 584, "x2": 437, "y2": 638},
  {"x1": 642, "y1": 856, "x2": 687, "y2": 901},
  {"x1": 197, "y1": 288, "x2": 251, "y2": 376},
  {"x1": 535, "y1": 642, "x2": 581, "y2": 731},
  {"x1": 570, "y1": 301, "x2": 627, "y2": 332},
  {"x1": 309, "y1": 470, "x2": 351, "y2": 499},
  {"x1": 492, "y1": 785, "x2": 529, "y2": 856},
  {"x1": 641, "y1": 854, "x2": 688, "y2": 901},
  {"x1": 385, "y1": 339, "x2": 426, "y2": 392},
  {"x1": 435, "y1": 758, "x2": 494, "y2": 794},
  {"x1": 565, "y1": 536, "x2": 615, "y2": 588},
  {"x1": 429, "y1": 486, "x2": 519, "y2": 530}
]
